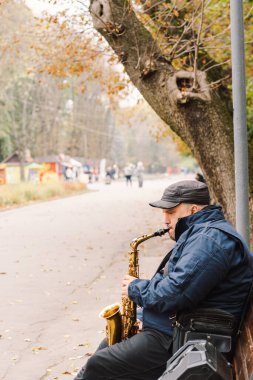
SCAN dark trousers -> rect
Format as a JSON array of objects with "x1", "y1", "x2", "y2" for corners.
[
  {"x1": 125, "y1": 175, "x2": 132, "y2": 186},
  {"x1": 74, "y1": 329, "x2": 172, "y2": 380}
]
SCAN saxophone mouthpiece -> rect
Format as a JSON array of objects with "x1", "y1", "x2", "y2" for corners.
[{"x1": 154, "y1": 228, "x2": 169, "y2": 237}]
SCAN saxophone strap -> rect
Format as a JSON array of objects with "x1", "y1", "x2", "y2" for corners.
[{"x1": 155, "y1": 249, "x2": 173, "y2": 275}]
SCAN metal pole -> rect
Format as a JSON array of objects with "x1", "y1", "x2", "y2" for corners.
[{"x1": 230, "y1": 0, "x2": 250, "y2": 244}]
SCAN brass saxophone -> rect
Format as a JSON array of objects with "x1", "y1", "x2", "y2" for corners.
[{"x1": 99, "y1": 228, "x2": 168, "y2": 346}]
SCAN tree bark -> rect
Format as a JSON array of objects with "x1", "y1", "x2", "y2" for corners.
[
  {"x1": 90, "y1": 0, "x2": 252, "y2": 243},
  {"x1": 249, "y1": 137, "x2": 253, "y2": 244}
]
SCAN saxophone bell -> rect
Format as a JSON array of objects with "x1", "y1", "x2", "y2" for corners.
[{"x1": 99, "y1": 303, "x2": 122, "y2": 346}]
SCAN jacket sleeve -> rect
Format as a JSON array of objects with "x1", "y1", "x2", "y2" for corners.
[{"x1": 128, "y1": 233, "x2": 231, "y2": 313}]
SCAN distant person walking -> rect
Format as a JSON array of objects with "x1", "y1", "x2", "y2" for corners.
[
  {"x1": 105, "y1": 166, "x2": 112, "y2": 185},
  {"x1": 135, "y1": 161, "x2": 145, "y2": 188},
  {"x1": 124, "y1": 164, "x2": 134, "y2": 186}
]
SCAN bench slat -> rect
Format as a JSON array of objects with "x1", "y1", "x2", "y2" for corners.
[{"x1": 234, "y1": 298, "x2": 253, "y2": 380}]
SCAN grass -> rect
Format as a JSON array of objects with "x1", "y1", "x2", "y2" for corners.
[{"x1": 0, "y1": 182, "x2": 87, "y2": 209}]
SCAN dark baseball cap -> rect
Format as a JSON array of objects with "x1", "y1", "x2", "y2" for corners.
[{"x1": 149, "y1": 180, "x2": 210, "y2": 209}]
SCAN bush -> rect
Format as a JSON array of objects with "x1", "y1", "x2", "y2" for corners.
[{"x1": 0, "y1": 182, "x2": 87, "y2": 208}]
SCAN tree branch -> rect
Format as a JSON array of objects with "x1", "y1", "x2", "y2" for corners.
[{"x1": 193, "y1": 0, "x2": 205, "y2": 89}]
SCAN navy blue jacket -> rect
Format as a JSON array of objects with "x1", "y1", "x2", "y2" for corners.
[{"x1": 128, "y1": 206, "x2": 253, "y2": 336}]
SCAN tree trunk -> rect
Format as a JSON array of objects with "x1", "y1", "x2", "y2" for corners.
[
  {"x1": 18, "y1": 150, "x2": 26, "y2": 182},
  {"x1": 249, "y1": 137, "x2": 253, "y2": 246},
  {"x1": 89, "y1": 0, "x2": 252, "y2": 245}
]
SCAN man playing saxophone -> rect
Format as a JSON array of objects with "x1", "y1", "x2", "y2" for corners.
[{"x1": 74, "y1": 180, "x2": 253, "y2": 380}]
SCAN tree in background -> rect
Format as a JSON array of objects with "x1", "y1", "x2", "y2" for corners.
[
  {"x1": 88, "y1": 0, "x2": 253, "y2": 237},
  {"x1": 0, "y1": 1, "x2": 122, "y2": 166},
  {"x1": 114, "y1": 100, "x2": 187, "y2": 171},
  {"x1": 0, "y1": 132, "x2": 11, "y2": 162},
  {"x1": 0, "y1": 0, "x2": 193, "y2": 177}
]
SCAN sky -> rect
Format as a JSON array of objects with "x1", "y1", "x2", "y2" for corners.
[
  {"x1": 25, "y1": 0, "x2": 86, "y2": 16},
  {"x1": 25, "y1": 0, "x2": 63, "y2": 15}
]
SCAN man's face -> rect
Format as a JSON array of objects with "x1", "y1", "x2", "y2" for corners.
[{"x1": 163, "y1": 203, "x2": 194, "y2": 240}]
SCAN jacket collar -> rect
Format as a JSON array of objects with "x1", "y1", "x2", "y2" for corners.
[{"x1": 175, "y1": 205, "x2": 225, "y2": 241}]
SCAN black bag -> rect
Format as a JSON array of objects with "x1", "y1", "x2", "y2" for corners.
[{"x1": 171, "y1": 308, "x2": 237, "y2": 359}]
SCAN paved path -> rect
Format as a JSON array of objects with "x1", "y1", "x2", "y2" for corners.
[{"x1": 0, "y1": 175, "x2": 192, "y2": 380}]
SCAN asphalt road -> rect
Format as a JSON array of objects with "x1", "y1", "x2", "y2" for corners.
[{"x1": 0, "y1": 175, "x2": 191, "y2": 380}]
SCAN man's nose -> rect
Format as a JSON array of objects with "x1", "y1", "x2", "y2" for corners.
[{"x1": 164, "y1": 215, "x2": 170, "y2": 224}]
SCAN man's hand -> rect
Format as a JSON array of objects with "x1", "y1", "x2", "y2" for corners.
[
  {"x1": 122, "y1": 274, "x2": 137, "y2": 297},
  {"x1": 136, "y1": 319, "x2": 143, "y2": 333}
]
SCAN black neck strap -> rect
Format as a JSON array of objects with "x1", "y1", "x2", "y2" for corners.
[{"x1": 155, "y1": 249, "x2": 173, "y2": 274}]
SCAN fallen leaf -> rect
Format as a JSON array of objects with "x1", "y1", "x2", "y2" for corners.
[
  {"x1": 32, "y1": 347, "x2": 48, "y2": 351},
  {"x1": 69, "y1": 355, "x2": 84, "y2": 360}
]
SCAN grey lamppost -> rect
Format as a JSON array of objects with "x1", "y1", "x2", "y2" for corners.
[{"x1": 230, "y1": 0, "x2": 250, "y2": 244}]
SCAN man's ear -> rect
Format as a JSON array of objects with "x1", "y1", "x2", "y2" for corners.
[{"x1": 191, "y1": 204, "x2": 199, "y2": 214}]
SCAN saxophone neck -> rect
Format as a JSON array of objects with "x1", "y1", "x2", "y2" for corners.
[{"x1": 130, "y1": 228, "x2": 169, "y2": 251}]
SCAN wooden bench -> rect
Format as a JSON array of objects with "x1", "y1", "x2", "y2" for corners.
[{"x1": 233, "y1": 297, "x2": 253, "y2": 380}]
